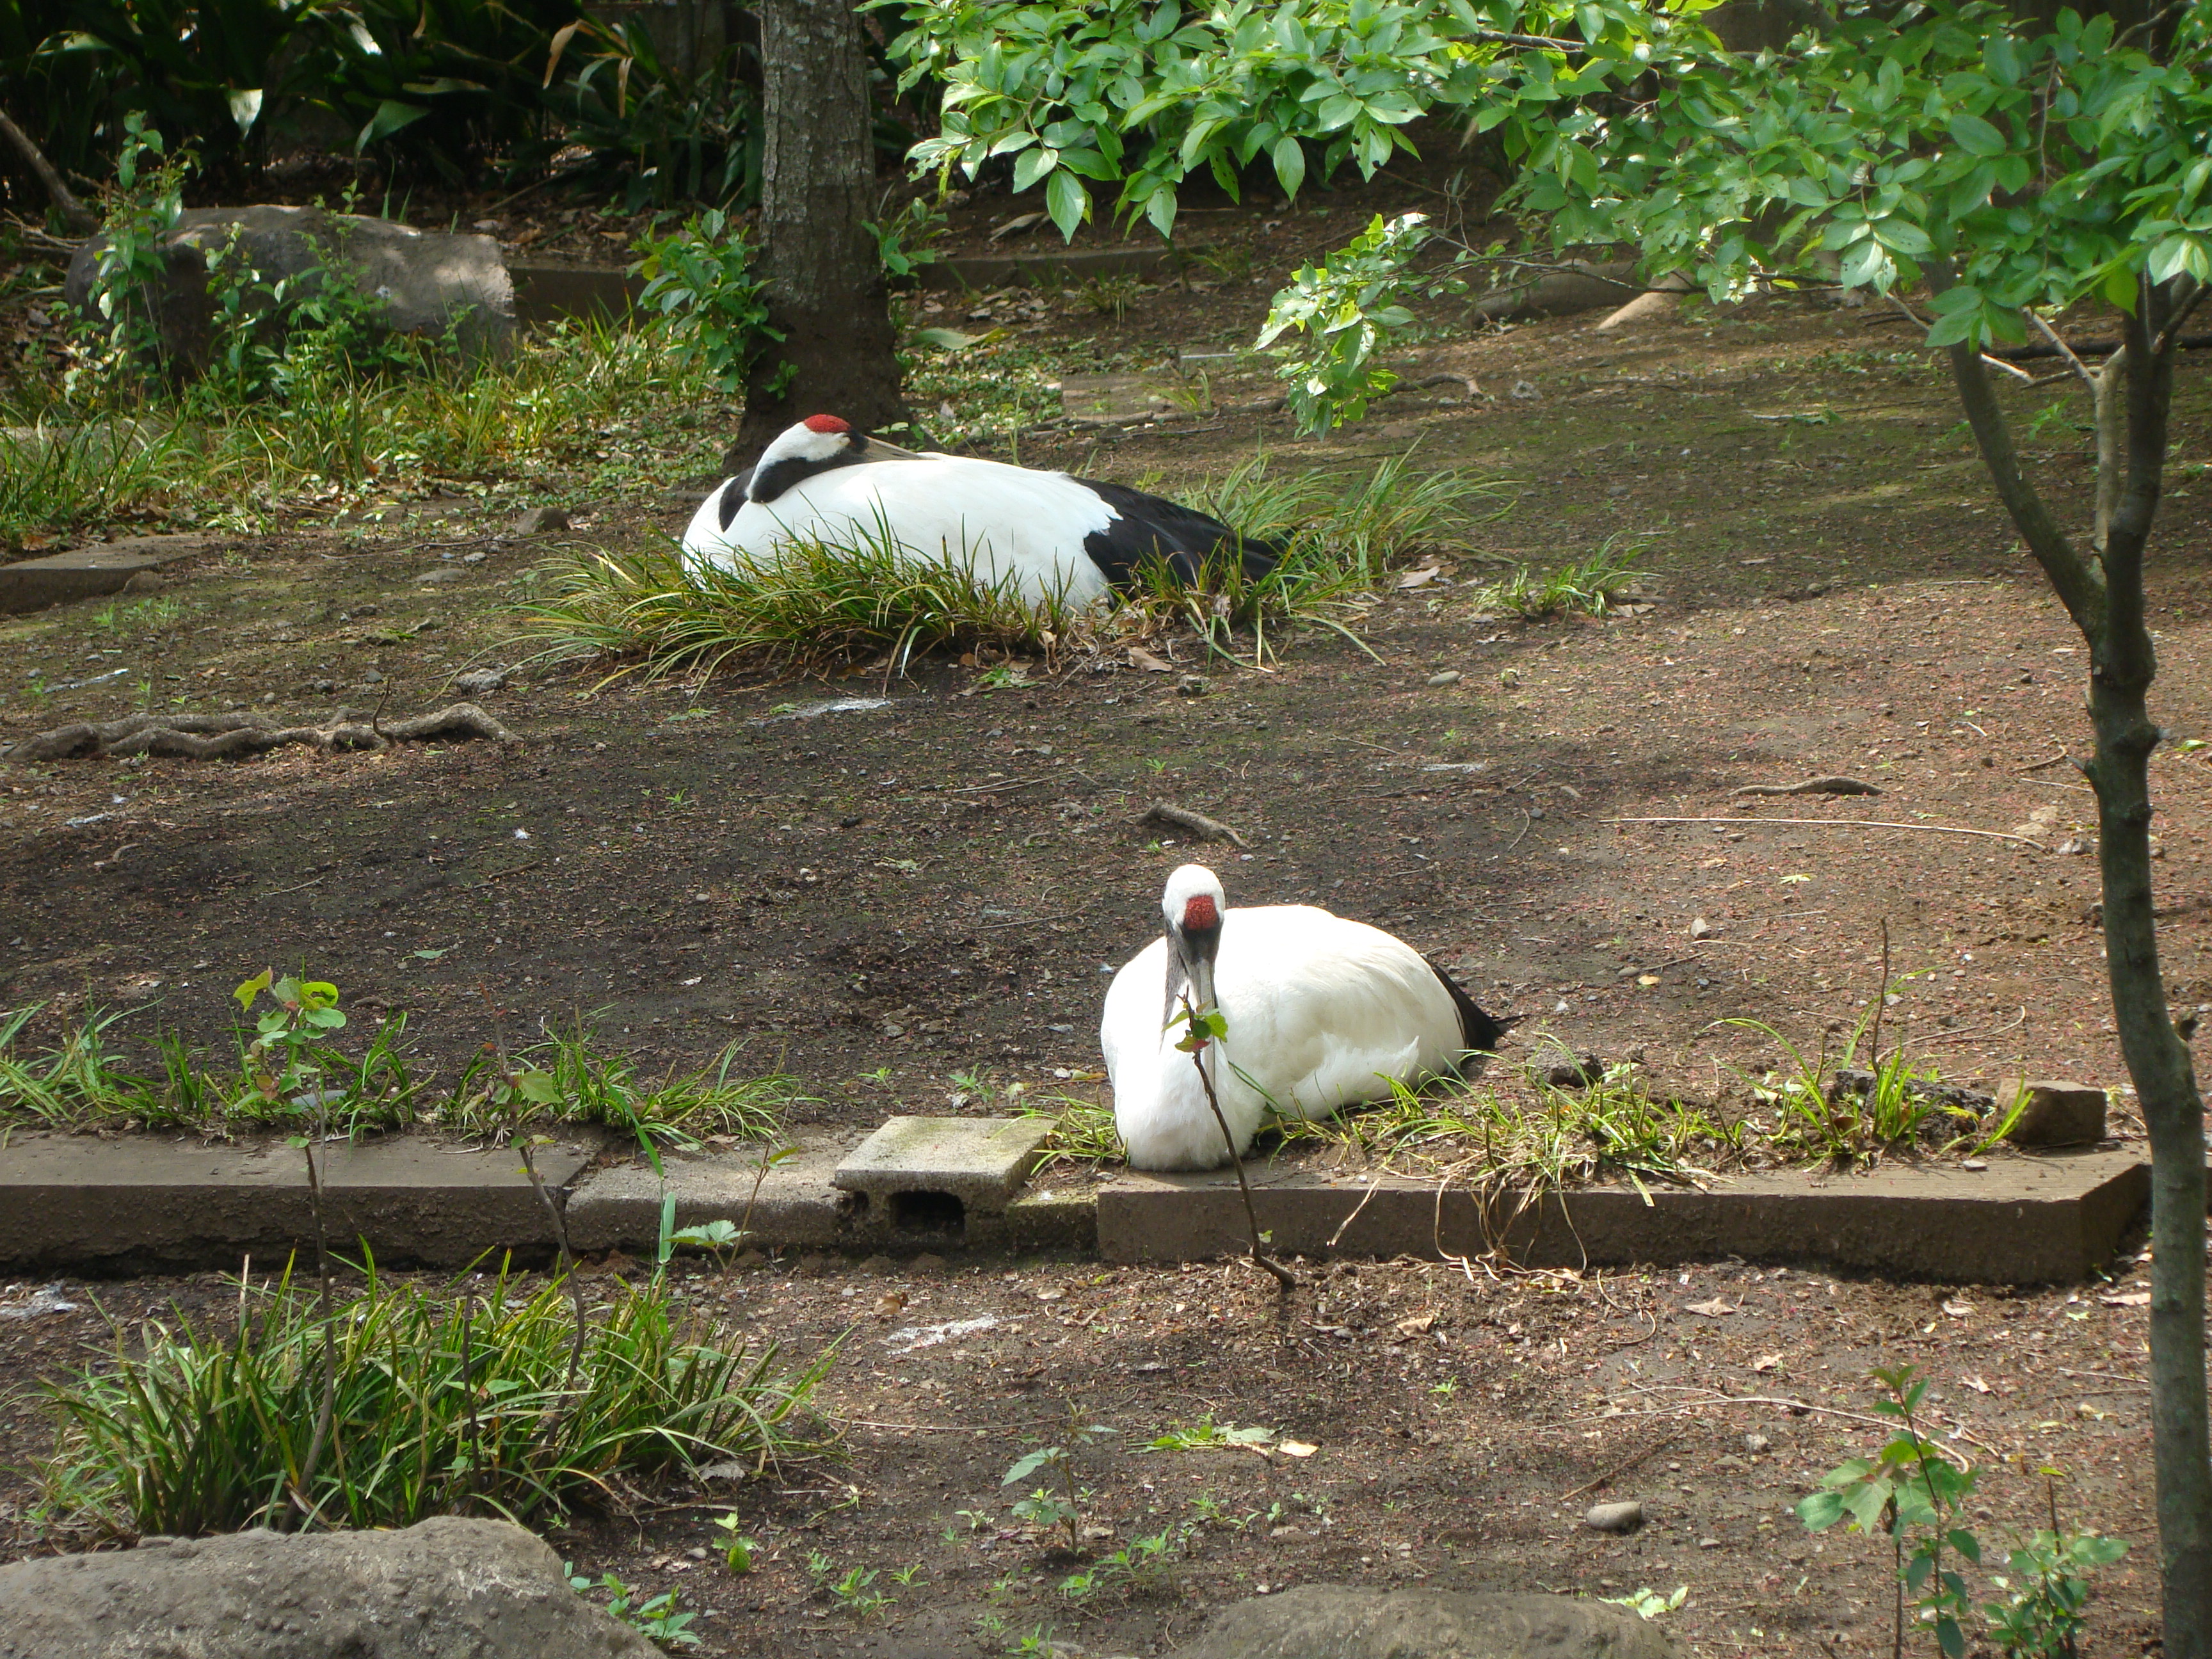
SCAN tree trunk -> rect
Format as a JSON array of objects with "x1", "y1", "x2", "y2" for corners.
[
  {"x1": 1946, "y1": 275, "x2": 2212, "y2": 1659},
  {"x1": 733, "y1": 0, "x2": 906, "y2": 463}
]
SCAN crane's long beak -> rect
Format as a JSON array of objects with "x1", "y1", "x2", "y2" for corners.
[{"x1": 1187, "y1": 953, "x2": 1218, "y2": 1028}]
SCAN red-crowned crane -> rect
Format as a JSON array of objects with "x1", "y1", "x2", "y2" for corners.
[
  {"x1": 681, "y1": 415, "x2": 1280, "y2": 607},
  {"x1": 1100, "y1": 864, "x2": 1509, "y2": 1171}
]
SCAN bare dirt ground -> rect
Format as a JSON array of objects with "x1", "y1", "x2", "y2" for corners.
[{"x1": 4, "y1": 198, "x2": 2212, "y2": 1656}]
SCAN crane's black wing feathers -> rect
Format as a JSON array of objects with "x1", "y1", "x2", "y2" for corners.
[
  {"x1": 1427, "y1": 957, "x2": 1514, "y2": 1058},
  {"x1": 1077, "y1": 479, "x2": 1282, "y2": 589}
]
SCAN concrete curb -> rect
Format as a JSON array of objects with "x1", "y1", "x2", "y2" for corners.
[
  {"x1": 1096, "y1": 1150, "x2": 2151, "y2": 1285},
  {"x1": 1, "y1": 535, "x2": 214, "y2": 616},
  {"x1": 0, "y1": 1133, "x2": 594, "y2": 1273}
]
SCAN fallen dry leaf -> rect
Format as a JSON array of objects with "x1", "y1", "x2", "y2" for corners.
[
  {"x1": 1751, "y1": 1352, "x2": 1783, "y2": 1372},
  {"x1": 1278, "y1": 1440, "x2": 1318, "y2": 1458},
  {"x1": 1129, "y1": 646, "x2": 1172, "y2": 672},
  {"x1": 1395, "y1": 565, "x2": 1443, "y2": 589},
  {"x1": 1961, "y1": 1374, "x2": 1992, "y2": 1394},
  {"x1": 876, "y1": 1292, "x2": 908, "y2": 1317},
  {"x1": 1942, "y1": 1300, "x2": 1975, "y2": 1318},
  {"x1": 2078, "y1": 1402, "x2": 2115, "y2": 1421},
  {"x1": 2099, "y1": 1291, "x2": 2151, "y2": 1307},
  {"x1": 1395, "y1": 1312, "x2": 1437, "y2": 1336},
  {"x1": 1686, "y1": 1297, "x2": 1736, "y2": 1317}
]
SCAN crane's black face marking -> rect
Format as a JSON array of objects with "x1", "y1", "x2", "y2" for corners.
[
  {"x1": 747, "y1": 431, "x2": 874, "y2": 506},
  {"x1": 1075, "y1": 479, "x2": 1284, "y2": 591}
]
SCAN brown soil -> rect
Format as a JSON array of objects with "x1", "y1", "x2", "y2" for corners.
[
  {"x1": 0, "y1": 1253, "x2": 2170, "y2": 1657},
  {"x1": 4, "y1": 189, "x2": 2211, "y2": 1656}
]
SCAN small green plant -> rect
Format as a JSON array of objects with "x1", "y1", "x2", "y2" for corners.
[
  {"x1": 1601, "y1": 1586, "x2": 1688, "y2": 1619},
  {"x1": 1022, "y1": 1096, "x2": 1122, "y2": 1166},
  {"x1": 1003, "y1": 1418, "x2": 1116, "y2": 1551},
  {"x1": 633, "y1": 211, "x2": 782, "y2": 397},
  {"x1": 232, "y1": 968, "x2": 347, "y2": 1112},
  {"x1": 830, "y1": 1564, "x2": 893, "y2": 1619},
  {"x1": 711, "y1": 1512, "x2": 758, "y2": 1572},
  {"x1": 1254, "y1": 212, "x2": 1436, "y2": 433},
  {"x1": 1188, "y1": 1491, "x2": 1257, "y2": 1530},
  {"x1": 1145, "y1": 1417, "x2": 1275, "y2": 1452},
  {"x1": 1799, "y1": 1366, "x2": 2126, "y2": 1658},
  {"x1": 867, "y1": 196, "x2": 948, "y2": 282},
  {"x1": 566, "y1": 1567, "x2": 700, "y2": 1648}
]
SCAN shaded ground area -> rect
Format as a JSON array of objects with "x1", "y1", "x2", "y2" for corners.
[
  {"x1": 0, "y1": 1252, "x2": 2168, "y2": 1656},
  {"x1": 3, "y1": 278, "x2": 2209, "y2": 1658},
  {"x1": 4, "y1": 297, "x2": 2211, "y2": 1135}
]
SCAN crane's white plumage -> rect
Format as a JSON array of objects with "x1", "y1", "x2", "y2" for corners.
[
  {"x1": 1101, "y1": 864, "x2": 1505, "y2": 1171},
  {"x1": 681, "y1": 415, "x2": 1277, "y2": 608}
]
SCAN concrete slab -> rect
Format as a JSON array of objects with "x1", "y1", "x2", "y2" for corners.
[
  {"x1": 565, "y1": 1137, "x2": 860, "y2": 1254},
  {"x1": 834, "y1": 1115, "x2": 1053, "y2": 1226},
  {"x1": 509, "y1": 263, "x2": 645, "y2": 328},
  {"x1": 1059, "y1": 372, "x2": 1180, "y2": 425},
  {"x1": 1007, "y1": 1183, "x2": 1099, "y2": 1253},
  {"x1": 1097, "y1": 1150, "x2": 2151, "y2": 1285},
  {"x1": 1, "y1": 536, "x2": 212, "y2": 615},
  {"x1": 924, "y1": 246, "x2": 1174, "y2": 293},
  {"x1": 0, "y1": 1132, "x2": 594, "y2": 1273}
]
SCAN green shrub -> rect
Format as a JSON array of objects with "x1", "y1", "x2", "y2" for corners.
[{"x1": 41, "y1": 1258, "x2": 835, "y2": 1535}]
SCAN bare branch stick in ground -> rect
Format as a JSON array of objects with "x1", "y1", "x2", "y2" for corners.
[
  {"x1": 1603, "y1": 815, "x2": 2046, "y2": 848},
  {"x1": 8, "y1": 703, "x2": 519, "y2": 762},
  {"x1": 1563, "y1": 1434, "x2": 1677, "y2": 1500},
  {"x1": 0, "y1": 105, "x2": 99, "y2": 236},
  {"x1": 1730, "y1": 776, "x2": 1882, "y2": 797},
  {"x1": 1178, "y1": 995, "x2": 1295, "y2": 1294},
  {"x1": 1144, "y1": 801, "x2": 1249, "y2": 847}
]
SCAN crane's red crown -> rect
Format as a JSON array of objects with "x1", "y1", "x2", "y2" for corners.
[
  {"x1": 1182, "y1": 895, "x2": 1219, "y2": 931},
  {"x1": 802, "y1": 414, "x2": 851, "y2": 434}
]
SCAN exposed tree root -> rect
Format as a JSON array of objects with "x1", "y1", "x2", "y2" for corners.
[
  {"x1": 9, "y1": 703, "x2": 520, "y2": 762},
  {"x1": 1143, "y1": 800, "x2": 1249, "y2": 848},
  {"x1": 1731, "y1": 775, "x2": 1882, "y2": 797}
]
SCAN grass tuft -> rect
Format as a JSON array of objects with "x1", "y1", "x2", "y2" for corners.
[
  {"x1": 521, "y1": 451, "x2": 1511, "y2": 680},
  {"x1": 40, "y1": 1257, "x2": 835, "y2": 1536},
  {"x1": 1468, "y1": 534, "x2": 1646, "y2": 619},
  {"x1": 0, "y1": 422, "x2": 178, "y2": 552}
]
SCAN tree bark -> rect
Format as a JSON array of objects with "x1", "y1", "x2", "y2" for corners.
[
  {"x1": 733, "y1": 0, "x2": 906, "y2": 463},
  {"x1": 1945, "y1": 280, "x2": 2212, "y2": 1659}
]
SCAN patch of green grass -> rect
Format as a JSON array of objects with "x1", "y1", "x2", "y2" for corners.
[
  {"x1": 0, "y1": 997, "x2": 794, "y2": 1142},
  {"x1": 1020, "y1": 1096, "x2": 1122, "y2": 1167},
  {"x1": 0, "y1": 422, "x2": 180, "y2": 552},
  {"x1": 40, "y1": 1257, "x2": 835, "y2": 1536},
  {"x1": 518, "y1": 528, "x2": 1072, "y2": 685},
  {"x1": 521, "y1": 451, "x2": 1512, "y2": 680},
  {"x1": 1470, "y1": 534, "x2": 1646, "y2": 619},
  {"x1": 2, "y1": 319, "x2": 724, "y2": 540},
  {"x1": 445, "y1": 1016, "x2": 803, "y2": 1146}
]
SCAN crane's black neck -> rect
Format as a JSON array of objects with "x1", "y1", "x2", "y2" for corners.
[{"x1": 749, "y1": 435, "x2": 871, "y2": 505}]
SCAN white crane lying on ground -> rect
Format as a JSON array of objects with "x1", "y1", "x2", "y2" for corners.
[
  {"x1": 681, "y1": 415, "x2": 1281, "y2": 608},
  {"x1": 1100, "y1": 863, "x2": 1511, "y2": 1171}
]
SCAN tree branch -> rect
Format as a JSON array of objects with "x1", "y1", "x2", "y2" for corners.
[
  {"x1": 0, "y1": 105, "x2": 99, "y2": 237},
  {"x1": 1943, "y1": 340, "x2": 2104, "y2": 633},
  {"x1": 2026, "y1": 309, "x2": 2099, "y2": 392},
  {"x1": 2154, "y1": 276, "x2": 2208, "y2": 358}
]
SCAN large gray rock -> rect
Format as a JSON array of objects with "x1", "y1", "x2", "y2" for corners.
[
  {"x1": 1171, "y1": 1585, "x2": 1678, "y2": 1659},
  {"x1": 65, "y1": 205, "x2": 514, "y2": 376},
  {"x1": 0, "y1": 1516, "x2": 657, "y2": 1658}
]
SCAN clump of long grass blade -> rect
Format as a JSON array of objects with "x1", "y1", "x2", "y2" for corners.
[
  {"x1": 0, "y1": 422, "x2": 177, "y2": 547},
  {"x1": 1722, "y1": 992, "x2": 1964, "y2": 1164},
  {"x1": 1019, "y1": 1096, "x2": 1123, "y2": 1167},
  {"x1": 445, "y1": 1016, "x2": 803, "y2": 1145},
  {"x1": 1471, "y1": 534, "x2": 1646, "y2": 618},
  {"x1": 518, "y1": 527, "x2": 1077, "y2": 684},
  {"x1": 0, "y1": 1003, "x2": 160, "y2": 1125},
  {"x1": 1126, "y1": 451, "x2": 1513, "y2": 666},
  {"x1": 40, "y1": 1257, "x2": 837, "y2": 1537},
  {"x1": 0, "y1": 1001, "x2": 422, "y2": 1132},
  {"x1": 1185, "y1": 448, "x2": 1512, "y2": 578}
]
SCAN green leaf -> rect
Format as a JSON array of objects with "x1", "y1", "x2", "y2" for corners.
[
  {"x1": 513, "y1": 1070, "x2": 563, "y2": 1105},
  {"x1": 1003, "y1": 1448, "x2": 1060, "y2": 1486},
  {"x1": 233, "y1": 968, "x2": 271, "y2": 1011},
  {"x1": 1272, "y1": 134, "x2": 1307, "y2": 198},
  {"x1": 355, "y1": 99, "x2": 429, "y2": 151},
  {"x1": 1047, "y1": 168, "x2": 1089, "y2": 241},
  {"x1": 1948, "y1": 112, "x2": 2007, "y2": 156},
  {"x1": 1012, "y1": 145, "x2": 1059, "y2": 191}
]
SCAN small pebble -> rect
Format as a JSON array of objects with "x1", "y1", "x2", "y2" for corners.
[{"x1": 1426, "y1": 669, "x2": 1463, "y2": 687}]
